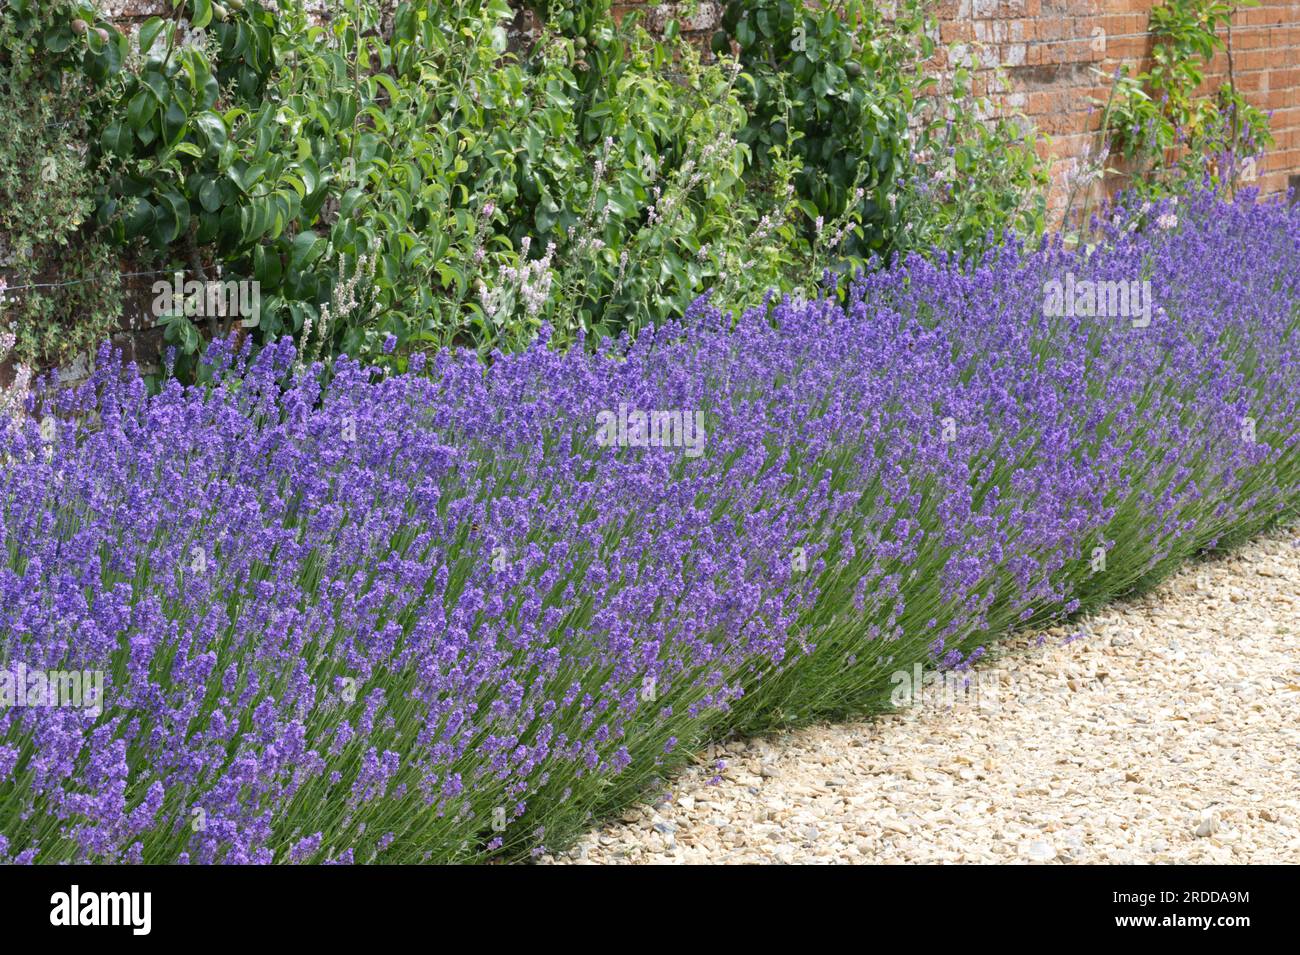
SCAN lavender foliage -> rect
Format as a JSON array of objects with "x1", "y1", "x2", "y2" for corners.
[{"x1": 1, "y1": 190, "x2": 1298, "y2": 863}]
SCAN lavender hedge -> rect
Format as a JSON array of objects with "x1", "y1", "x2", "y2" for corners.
[{"x1": 2, "y1": 190, "x2": 1298, "y2": 863}]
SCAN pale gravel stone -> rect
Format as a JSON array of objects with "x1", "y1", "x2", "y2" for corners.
[{"x1": 540, "y1": 526, "x2": 1300, "y2": 865}]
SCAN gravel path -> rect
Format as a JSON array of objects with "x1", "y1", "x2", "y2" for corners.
[{"x1": 543, "y1": 527, "x2": 1300, "y2": 864}]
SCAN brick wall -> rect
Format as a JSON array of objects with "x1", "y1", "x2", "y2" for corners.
[{"x1": 931, "y1": 0, "x2": 1300, "y2": 216}]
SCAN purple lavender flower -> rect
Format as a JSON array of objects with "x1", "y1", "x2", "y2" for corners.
[{"x1": 0, "y1": 187, "x2": 1297, "y2": 863}]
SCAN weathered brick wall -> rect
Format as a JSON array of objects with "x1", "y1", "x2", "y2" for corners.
[{"x1": 933, "y1": 0, "x2": 1300, "y2": 215}]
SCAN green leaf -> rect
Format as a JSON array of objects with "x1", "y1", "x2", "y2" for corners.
[
  {"x1": 290, "y1": 231, "x2": 323, "y2": 271},
  {"x1": 127, "y1": 90, "x2": 158, "y2": 131},
  {"x1": 194, "y1": 111, "x2": 228, "y2": 152},
  {"x1": 190, "y1": 0, "x2": 214, "y2": 30},
  {"x1": 169, "y1": 317, "x2": 200, "y2": 354},
  {"x1": 139, "y1": 17, "x2": 166, "y2": 54},
  {"x1": 162, "y1": 98, "x2": 188, "y2": 144},
  {"x1": 43, "y1": 23, "x2": 74, "y2": 54},
  {"x1": 198, "y1": 178, "x2": 222, "y2": 213},
  {"x1": 100, "y1": 120, "x2": 133, "y2": 156},
  {"x1": 157, "y1": 189, "x2": 191, "y2": 245},
  {"x1": 254, "y1": 244, "x2": 283, "y2": 287},
  {"x1": 123, "y1": 198, "x2": 156, "y2": 238},
  {"x1": 735, "y1": 17, "x2": 756, "y2": 49},
  {"x1": 142, "y1": 70, "x2": 169, "y2": 103}
]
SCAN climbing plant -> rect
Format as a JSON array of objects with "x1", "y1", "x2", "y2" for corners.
[{"x1": 1102, "y1": 0, "x2": 1271, "y2": 199}]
